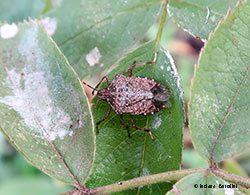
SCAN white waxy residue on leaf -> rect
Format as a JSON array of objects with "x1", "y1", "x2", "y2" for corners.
[
  {"x1": 163, "y1": 48, "x2": 184, "y2": 99},
  {"x1": 152, "y1": 115, "x2": 162, "y2": 130},
  {"x1": 86, "y1": 47, "x2": 102, "y2": 66},
  {"x1": 0, "y1": 68, "x2": 73, "y2": 141},
  {"x1": 40, "y1": 17, "x2": 57, "y2": 36},
  {"x1": 0, "y1": 23, "x2": 18, "y2": 39},
  {"x1": 0, "y1": 26, "x2": 86, "y2": 141}
]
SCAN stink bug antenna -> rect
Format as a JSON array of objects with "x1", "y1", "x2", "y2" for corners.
[
  {"x1": 81, "y1": 80, "x2": 100, "y2": 113},
  {"x1": 82, "y1": 80, "x2": 97, "y2": 94}
]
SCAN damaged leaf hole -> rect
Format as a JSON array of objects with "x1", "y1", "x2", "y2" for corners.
[{"x1": 82, "y1": 52, "x2": 172, "y2": 140}]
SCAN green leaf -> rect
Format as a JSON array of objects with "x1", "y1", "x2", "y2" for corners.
[
  {"x1": 0, "y1": 0, "x2": 45, "y2": 23},
  {"x1": 182, "y1": 149, "x2": 208, "y2": 168},
  {"x1": 168, "y1": 0, "x2": 238, "y2": 40},
  {"x1": 189, "y1": 1, "x2": 250, "y2": 162},
  {"x1": 0, "y1": 177, "x2": 71, "y2": 195},
  {"x1": 86, "y1": 41, "x2": 184, "y2": 194},
  {"x1": 0, "y1": 21, "x2": 95, "y2": 185},
  {"x1": 222, "y1": 159, "x2": 249, "y2": 178},
  {"x1": 44, "y1": 0, "x2": 162, "y2": 78},
  {"x1": 166, "y1": 172, "x2": 243, "y2": 195}
]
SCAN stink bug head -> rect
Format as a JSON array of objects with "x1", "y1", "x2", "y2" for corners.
[
  {"x1": 97, "y1": 88, "x2": 111, "y2": 101},
  {"x1": 152, "y1": 84, "x2": 171, "y2": 109}
]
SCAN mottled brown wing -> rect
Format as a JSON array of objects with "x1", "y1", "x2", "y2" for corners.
[
  {"x1": 129, "y1": 76, "x2": 157, "y2": 90},
  {"x1": 109, "y1": 74, "x2": 158, "y2": 115},
  {"x1": 126, "y1": 99, "x2": 157, "y2": 115},
  {"x1": 111, "y1": 98, "x2": 158, "y2": 115}
]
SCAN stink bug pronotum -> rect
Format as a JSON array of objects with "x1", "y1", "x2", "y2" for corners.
[{"x1": 82, "y1": 52, "x2": 171, "y2": 140}]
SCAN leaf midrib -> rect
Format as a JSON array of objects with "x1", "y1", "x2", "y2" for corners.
[
  {"x1": 57, "y1": 0, "x2": 161, "y2": 46},
  {"x1": 209, "y1": 65, "x2": 250, "y2": 162},
  {"x1": 0, "y1": 55, "x2": 80, "y2": 186}
]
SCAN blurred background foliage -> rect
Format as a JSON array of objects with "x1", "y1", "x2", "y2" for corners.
[{"x1": 0, "y1": 1, "x2": 249, "y2": 194}]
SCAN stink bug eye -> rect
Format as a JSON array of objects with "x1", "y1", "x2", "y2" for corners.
[{"x1": 82, "y1": 52, "x2": 171, "y2": 141}]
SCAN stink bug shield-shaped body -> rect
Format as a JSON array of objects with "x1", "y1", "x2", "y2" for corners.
[
  {"x1": 83, "y1": 53, "x2": 171, "y2": 140},
  {"x1": 98, "y1": 75, "x2": 169, "y2": 115}
]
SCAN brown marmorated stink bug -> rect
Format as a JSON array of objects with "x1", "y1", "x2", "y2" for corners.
[{"x1": 82, "y1": 52, "x2": 171, "y2": 140}]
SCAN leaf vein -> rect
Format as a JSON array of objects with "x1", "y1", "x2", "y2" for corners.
[
  {"x1": 209, "y1": 65, "x2": 250, "y2": 162},
  {"x1": 216, "y1": 128, "x2": 250, "y2": 142},
  {"x1": 0, "y1": 56, "x2": 82, "y2": 187},
  {"x1": 58, "y1": 1, "x2": 160, "y2": 46},
  {"x1": 172, "y1": 0, "x2": 225, "y2": 16}
]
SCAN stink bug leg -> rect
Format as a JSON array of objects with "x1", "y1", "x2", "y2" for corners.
[
  {"x1": 120, "y1": 114, "x2": 131, "y2": 137},
  {"x1": 89, "y1": 75, "x2": 111, "y2": 134},
  {"x1": 129, "y1": 115, "x2": 154, "y2": 141},
  {"x1": 92, "y1": 76, "x2": 111, "y2": 95},
  {"x1": 120, "y1": 52, "x2": 157, "y2": 77},
  {"x1": 129, "y1": 52, "x2": 157, "y2": 77},
  {"x1": 96, "y1": 106, "x2": 111, "y2": 134}
]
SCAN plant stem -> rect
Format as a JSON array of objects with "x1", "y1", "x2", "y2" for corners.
[
  {"x1": 211, "y1": 168, "x2": 250, "y2": 189},
  {"x1": 155, "y1": 0, "x2": 169, "y2": 50},
  {"x1": 90, "y1": 168, "x2": 207, "y2": 194},
  {"x1": 59, "y1": 167, "x2": 250, "y2": 195},
  {"x1": 39, "y1": 0, "x2": 52, "y2": 16}
]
